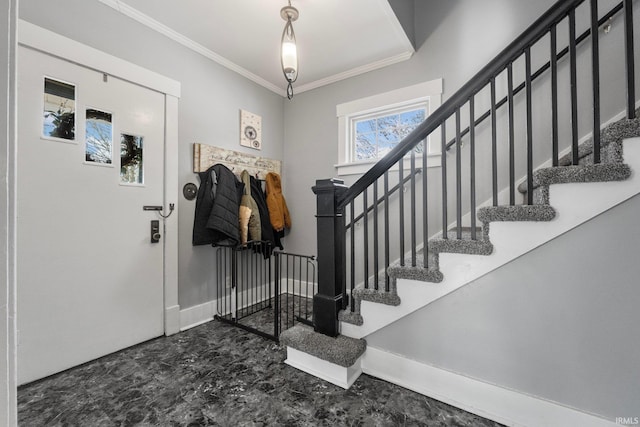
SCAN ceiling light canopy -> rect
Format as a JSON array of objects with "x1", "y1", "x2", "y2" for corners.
[{"x1": 280, "y1": 1, "x2": 299, "y2": 100}]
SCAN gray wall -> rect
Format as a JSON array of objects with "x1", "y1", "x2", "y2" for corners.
[
  {"x1": 368, "y1": 193, "x2": 640, "y2": 420},
  {"x1": 388, "y1": 0, "x2": 415, "y2": 49},
  {"x1": 19, "y1": 0, "x2": 285, "y2": 309},
  {"x1": 2, "y1": 1, "x2": 18, "y2": 423},
  {"x1": 281, "y1": 0, "x2": 560, "y2": 257}
]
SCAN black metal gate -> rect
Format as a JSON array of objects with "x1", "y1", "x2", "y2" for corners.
[{"x1": 213, "y1": 241, "x2": 316, "y2": 342}]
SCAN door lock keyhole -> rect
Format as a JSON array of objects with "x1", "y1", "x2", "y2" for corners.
[{"x1": 150, "y1": 220, "x2": 161, "y2": 243}]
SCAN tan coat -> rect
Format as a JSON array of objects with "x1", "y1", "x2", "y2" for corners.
[
  {"x1": 239, "y1": 170, "x2": 262, "y2": 244},
  {"x1": 266, "y1": 172, "x2": 291, "y2": 232}
]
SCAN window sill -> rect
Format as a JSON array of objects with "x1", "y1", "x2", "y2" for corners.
[{"x1": 334, "y1": 153, "x2": 442, "y2": 176}]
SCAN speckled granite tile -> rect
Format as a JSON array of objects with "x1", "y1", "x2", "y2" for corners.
[{"x1": 18, "y1": 319, "x2": 503, "y2": 427}]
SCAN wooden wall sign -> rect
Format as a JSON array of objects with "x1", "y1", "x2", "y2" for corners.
[{"x1": 193, "y1": 143, "x2": 281, "y2": 179}]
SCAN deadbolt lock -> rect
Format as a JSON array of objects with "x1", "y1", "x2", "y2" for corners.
[{"x1": 150, "y1": 220, "x2": 161, "y2": 243}]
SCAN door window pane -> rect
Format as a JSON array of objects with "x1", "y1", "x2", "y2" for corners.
[
  {"x1": 43, "y1": 77, "x2": 75, "y2": 141},
  {"x1": 120, "y1": 133, "x2": 144, "y2": 184},
  {"x1": 85, "y1": 108, "x2": 113, "y2": 165}
]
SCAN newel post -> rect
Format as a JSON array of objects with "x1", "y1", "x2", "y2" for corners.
[{"x1": 312, "y1": 178, "x2": 347, "y2": 337}]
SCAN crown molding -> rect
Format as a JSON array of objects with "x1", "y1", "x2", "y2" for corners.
[
  {"x1": 98, "y1": 0, "x2": 284, "y2": 95},
  {"x1": 296, "y1": 51, "x2": 414, "y2": 95},
  {"x1": 100, "y1": 0, "x2": 415, "y2": 98}
]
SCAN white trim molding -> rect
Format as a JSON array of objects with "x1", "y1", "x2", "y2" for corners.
[
  {"x1": 18, "y1": 20, "x2": 181, "y2": 98},
  {"x1": 179, "y1": 279, "x2": 318, "y2": 332},
  {"x1": 363, "y1": 347, "x2": 618, "y2": 427},
  {"x1": 2, "y1": 0, "x2": 18, "y2": 424},
  {"x1": 179, "y1": 301, "x2": 217, "y2": 332},
  {"x1": 296, "y1": 51, "x2": 414, "y2": 95},
  {"x1": 97, "y1": 0, "x2": 281, "y2": 95},
  {"x1": 163, "y1": 95, "x2": 180, "y2": 336}
]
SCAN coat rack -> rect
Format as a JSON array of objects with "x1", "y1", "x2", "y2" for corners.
[{"x1": 193, "y1": 143, "x2": 282, "y2": 179}]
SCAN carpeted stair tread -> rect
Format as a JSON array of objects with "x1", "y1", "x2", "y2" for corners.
[
  {"x1": 477, "y1": 205, "x2": 556, "y2": 222},
  {"x1": 338, "y1": 280, "x2": 401, "y2": 327},
  {"x1": 518, "y1": 110, "x2": 640, "y2": 194},
  {"x1": 428, "y1": 236, "x2": 493, "y2": 256},
  {"x1": 338, "y1": 309, "x2": 363, "y2": 326},
  {"x1": 279, "y1": 324, "x2": 366, "y2": 367},
  {"x1": 352, "y1": 286, "x2": 401, "y2": 306},
  {"x1": 337, "y1": 286, "x2": 399, "y2": 323},
  {"x1": 518, "y1": 162, "x2": 631, "y2": 194},
  {"x1": 387, "y1": 250, "x2": 443, "y2": 283},
  {"x1": 535, "y1": 163, "x2": 631, "y2": 186},
  {"x1": 557, "y1": 110, "x2": 640, "y2": 166}
]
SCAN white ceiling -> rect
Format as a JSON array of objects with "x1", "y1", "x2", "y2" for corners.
[{"x1": 98, "y1": 0, "x2": 415, "y2": 97}]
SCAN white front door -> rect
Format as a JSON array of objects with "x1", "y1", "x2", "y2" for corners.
[{"x1": 17, "y1": 45, "x2": 166, "y2": 384}]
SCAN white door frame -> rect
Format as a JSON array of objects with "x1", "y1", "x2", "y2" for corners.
[
  {"x1": 16, "y1": 20, "x2": 182, "y2": 335},
  {"x1": 2, "y1": 2, "x2": 18, "y2": 426}
]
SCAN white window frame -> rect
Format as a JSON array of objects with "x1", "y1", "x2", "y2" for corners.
[{"x1": 335, "y1": 78, "x2": 443, "y2": 176}]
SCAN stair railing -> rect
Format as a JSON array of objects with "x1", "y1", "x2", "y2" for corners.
[{"x1": 312, "y1": 0, "x2": 637, "y2": 337}]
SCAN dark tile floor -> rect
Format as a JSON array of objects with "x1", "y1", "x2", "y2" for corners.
[{"x1": 18, "y1": 314, "x2": 503, "y2": 426}]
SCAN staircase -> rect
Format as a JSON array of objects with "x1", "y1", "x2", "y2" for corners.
[
  {"x1": 340, "y1": 107, "x2": 640, "y2": 339},
  {"x1": 280, "y1": 0, "x2": 638, "y2": 425}
]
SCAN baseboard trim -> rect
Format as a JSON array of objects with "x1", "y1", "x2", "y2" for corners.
[
  {"x1": 164, "y1": 305, "x2": 181, "y2": 335},
  {"x1": 179, "y1": 286, "x2": 317, "y2": 332},
  {"x1": 179, "y1": 301, "x2": 216, "y2": 331},
  {"x1": 363, "y1": 347, "x2": 617, "y2": 427}
]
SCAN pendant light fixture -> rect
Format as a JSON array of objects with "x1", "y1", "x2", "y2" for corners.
[{"x1": 280, "y1": 1, "x2": 299, "y2": 100}]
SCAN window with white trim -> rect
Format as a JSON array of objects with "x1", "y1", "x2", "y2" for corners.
[
  {"x1": 336, "y1": 79, "x2": 443, "y2": 176},
  {"x1": 352, "y1": 103, "x2": 426, "y2": 161}
]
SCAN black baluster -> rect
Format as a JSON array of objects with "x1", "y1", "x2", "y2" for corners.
[
  {"x1": 422, "y1": 138, "x2": 429, "y2": 265},
  {"x1": 455, "y1": 108, "x2": 462, "y2": 239},
  {"x1": 350, "y1": 201, "x2": 355, "y2": 309},
  {"x1": 508, "y1": 63, "x2": 516, "y2": 204},
  {"x1": 384, "y1": 171, "x2": 390, "y2": 291},
  {"x1": 373, "y1": 179, "x2": 379, "y2": 289},
  {"x1": 411, "y1": 149, "x2": 417, "y2": 265},
  {"x1": 526, "y1": 47, "x2": 534, "y2": 205},
  {"x1": 591, "y1": 0, "x2": 601, "y2": 164},
  {"x1": 624, "y1": 0, "x2": 636, "y2": 119},
  {"x1": 551, "y1": 25, "x2": 559, "y2": 167},
  {"x1": 363, "y1": 190, "x2": 369, "y2": 289},
  {"x1": 441, "y1": 123, "x2": 448, "y2": 239},
  {"x1": 569, "y1": 9, "x2": 579, "y2": 165},
  {"x1": 491, "y1": 78, "x2": 498, "y2": 206},
  {"x1": 470, "y1": 96, "x2": 477, "y2": 240},
  {"x1": 399, "y1": 157, "x2": 405, "y2": 264}
]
